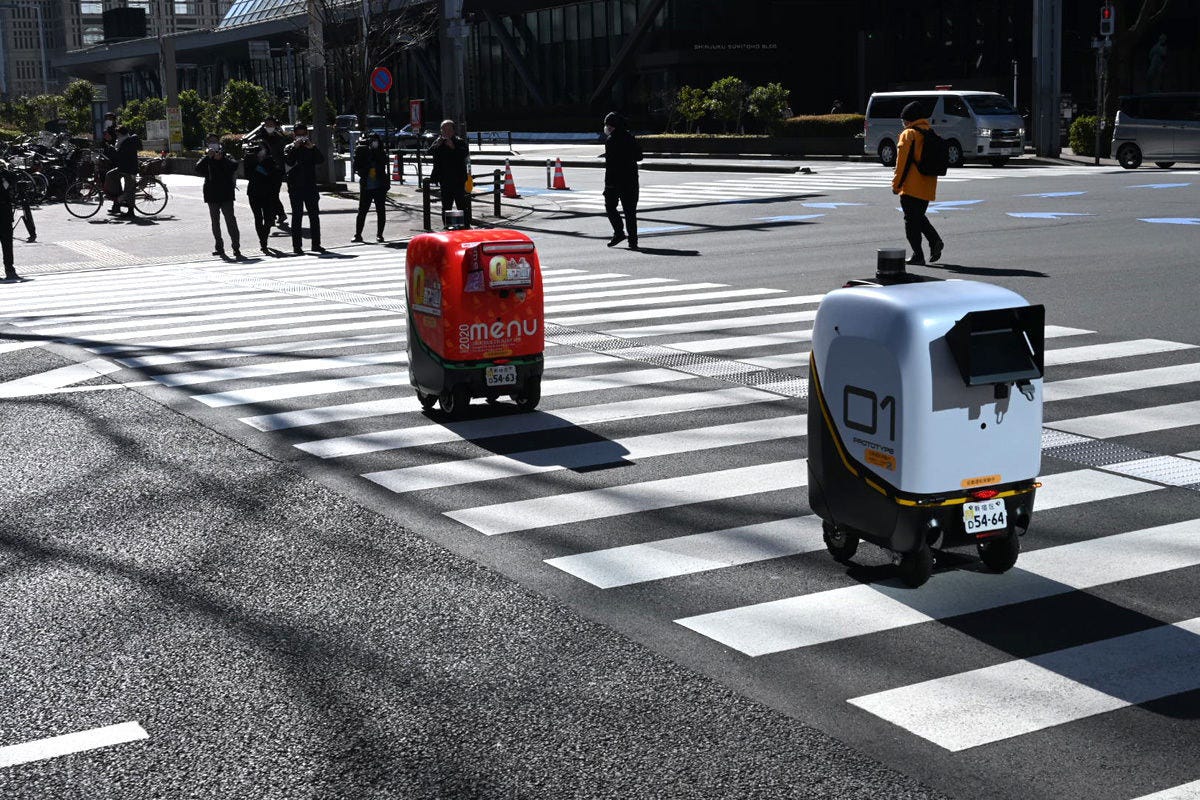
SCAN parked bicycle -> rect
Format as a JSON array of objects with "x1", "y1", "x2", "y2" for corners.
[{"x1": 64, "y1": 153, "x2": 169, "y2": 218}]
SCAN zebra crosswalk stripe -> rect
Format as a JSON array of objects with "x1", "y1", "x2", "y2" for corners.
[
  {"x1": 445, "y1": 459, "x2": 807, "y2": 536},
  {"x1": 364, "y1": 414, "x2": 804, "y2": 493},
  {"x1": 847, "y1": 616, "x2": 1200, "y2": 752}
]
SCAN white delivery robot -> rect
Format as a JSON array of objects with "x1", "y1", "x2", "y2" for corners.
[{"x1": 808, "y1": 250, "x2": 1045, "y2": 587}]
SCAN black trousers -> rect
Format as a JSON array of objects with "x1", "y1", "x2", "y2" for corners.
[
  {"x1": 440, "y1": 185, "x2": 467, "y2": 213},
  {"x1": 356, "y1": 187, "x2": 388, "y2": 237},
  {"x1": 289, "y1": 193, "x2": 321, "y2": 250},
  {"x1": 900, "y1": 194, "x2": 941, "y2": 258},
  {"x1": 249, "y1": 197, "x2": 273, "y2": 245},
  {"x1": 15, "y1": 205, "x2": 34, "y2": 238},
  {"x1": 1, "y1": 204, "x2": 13, "y2": 269},
  {"x1": 604, "y1": 185, "x2": 639, "y2": 243}
]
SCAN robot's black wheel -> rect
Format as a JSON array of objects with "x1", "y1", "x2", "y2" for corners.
[
  {"x1": 977, "y1": 529, "x2": 1021, "y2": 573},
  {"x1": 439, "y1": 385, "x2": 470, "y2": 419},
  {"x1": 416, "y1": 390, "x2": 438, "y2": 410},
  {"x1": 822, "y1": 521, "x2": 860, "y2": 563},
  {"x1": 897, "y1": 543, "x2": 934, "y2": 588}
]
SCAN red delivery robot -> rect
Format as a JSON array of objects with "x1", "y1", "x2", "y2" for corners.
[{"x1": 406, "y1": 229, "x2": 544, "y2": 418}]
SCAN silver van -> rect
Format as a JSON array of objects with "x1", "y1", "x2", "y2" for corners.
[
  {"x1": 864, "y1": 90, "x2": 1025, "y2": 167},
  {"x1": 1112, "y1": 93, "x2": 1200, "y2": 169}
]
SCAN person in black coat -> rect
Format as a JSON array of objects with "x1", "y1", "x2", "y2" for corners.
[
  {"x1": 427, "y1": 119, "x2": 468, "y2": 220},
  {"x1": 195, "y1": 133, "x2": 242, "y2": 259},
  {"x1": 600, "y1": 111, "x2": 642, "y2": 249},
  {"x1": 284, "y1": 122, "x2": 326, "y2": 254},
  {"x1": 0, "y1": 168, "x2": 23, "y2": 281},
  {"x1": 245, "y1": 144, "x2": 281, "y2": 254},
  {"x1": 104, "y1": 125, "x2": 141, "y2": 218},
  {"x1": 244, "y1": 115, "x2": 290, "y2": 229},
  {"x1": 353, "y1": 132, "x2": 390, "y2": 242}
]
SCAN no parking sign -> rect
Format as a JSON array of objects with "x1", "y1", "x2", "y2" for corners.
[{"x1": 371, "y1": 67, "x2": 392, "y2": 94}]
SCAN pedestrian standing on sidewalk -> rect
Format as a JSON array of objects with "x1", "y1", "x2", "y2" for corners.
[
  {"x1": 284, "y1": 122, "x2": 325, "y2": 255},
  {"x1": 353, "y1": 132, "x2": 390, "y2": 243},
  {"x1": 196, "y1": 134, "x2": 242, "y2": 259},
  {"x1": 427, "y1": 119, "x2": 468, "y2": 221},
  {"x1": 601, "y1": 111, "x2": 642, "y2": 249},
  {"x1": 0, "y1": 167, "x2": 23, "y2": 281},
  {"x1": 892, "y1": 101, "x2": 944, "y2": 266},
  {"x1": 246, "y1": 144, "x2": 280, "y2": 254}
]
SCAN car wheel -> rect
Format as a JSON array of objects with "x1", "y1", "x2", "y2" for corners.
[
  {"x1": 878, "y1": 139, "x2": 896, "y2": 167},
  {"x1": 946, "y1": 140, "x2": 964, "y2": 168},
  {"x1": 1116, "y1": 143, "x2": 1142, "y2": 169}
]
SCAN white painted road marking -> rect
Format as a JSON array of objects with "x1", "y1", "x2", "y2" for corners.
[
  {"x1": 847, "y1": 617, "x2": 1200, "y2": 751},
  {"x1": 0, "y1": 721, "x2": 148, "y2": 768}
]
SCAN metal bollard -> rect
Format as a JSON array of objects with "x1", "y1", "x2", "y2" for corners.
[
  {"x1": 464, "y1": 191, "x2": 473, "y2": 228},
  {"x1": 493, "y1": 169, "x2": 502, "y2": 217},
  {"x1": 546, "y1": 159, "x2": 552, "y2": 189},
  {"x1": 422, "y1": 179, "x2": 432, "y2": 231}
]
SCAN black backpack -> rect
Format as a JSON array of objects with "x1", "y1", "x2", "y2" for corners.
[{"x1": 915, "y1": 127, "x2": 950, "y2": 176}]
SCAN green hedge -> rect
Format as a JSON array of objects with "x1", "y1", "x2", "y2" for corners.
[
  {"x1": 0, "y1": 127, "x2": 22, "y2": 141},
  {"x1": 1069, "y1": 116, "x2": 1113, "y2": 158},
  {"x1": 780, "y1": 114, "x2": 864, "y2": 137}
]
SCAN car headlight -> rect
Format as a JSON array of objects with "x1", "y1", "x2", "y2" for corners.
[{"x1": 976, "y1": 128, "x2": 992, "y2": 138}]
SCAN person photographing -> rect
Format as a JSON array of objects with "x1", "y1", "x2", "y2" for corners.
[
  {"x1": 196, "y1": 134, "x2": 242, "y2": 259},
  {"x1": 427, "y1": 119, "x2": 468, "y2": 223},
  {"x1": 284, "y1": 123, "x2": 326, "y2": 254}
]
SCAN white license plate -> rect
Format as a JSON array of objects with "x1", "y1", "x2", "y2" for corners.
[
  {"x1": 963, "y1": 498, "x2": 1007, "y2": 535},
  {"x1": 485, "y1": 365, "x2": 516, "y2": 386}
]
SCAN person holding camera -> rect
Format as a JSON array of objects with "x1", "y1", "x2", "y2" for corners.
[
  {"x1": 427, "y1": 119, "x2": 468, "y2": 221},
  {"x1": 284, "y1": 123, "x2": 326, "y2": 254},
  {"x1": 246, "y1": 143, "x2": 281, "y2": 254},
  {"x1": 196, "y1": 134, "x2": 242, "y2": 259},
  {"x1": 245, "y1": 115, "x2": 290, "y2": 230},
  {"x1": 353, "y1": 132, "x2": 390, "y2": 243}
]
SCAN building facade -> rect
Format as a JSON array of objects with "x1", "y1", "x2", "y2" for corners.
[{"x1": 52, "y1": 0, "x2": 1200, "y2": 131}]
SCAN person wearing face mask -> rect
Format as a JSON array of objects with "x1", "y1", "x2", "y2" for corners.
[
  {"x1": 600, "y1": 111, "x2": 642, "y2": 249},
  {"x1": 427, "y1": 119, "x2": 468, "y2": 223},
  {"x1": 352, "y1": 132, "x2": 390, "y2": 243},
  {"x1": 245, "y1": 144, "x2": 281, "y2": 254},
  {"x1": 283, "y1": 122, "x2": 326, "y2": 254},
  {"x1": 244, "y1": 117, "x2": 289, "y2": 232},
  {"x1": 103, "y1": 125, "x2": 140, "y2": 219},
  {"x1": 196, "y1": 135, "x2": 242, "y2": 259}
]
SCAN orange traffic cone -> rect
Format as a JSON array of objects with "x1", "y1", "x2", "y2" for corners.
[
  {"x1": 551, "y1": 158, "x2": 570, "y2": 190},
  {"x1": 391, "y1": 153, "x2": 402, "y2": 182},
  {"x1": 502, "y1": 160, "x2": 520, "y2": 198}
]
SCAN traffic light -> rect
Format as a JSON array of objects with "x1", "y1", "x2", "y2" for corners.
[{"x1": 1100, "y1": 3, "x2": 1115, "y2": 36}]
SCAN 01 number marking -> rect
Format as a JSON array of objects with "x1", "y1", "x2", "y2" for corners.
[{"x1": 843, "y1": 385, "x2": 896, "y2": 441}]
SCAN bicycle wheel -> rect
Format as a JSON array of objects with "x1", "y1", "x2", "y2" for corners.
[
  {"x1": 30, "y1": 172, "x2": 48, "y2": 203},
  {"x1": 134, "y1": 177, "x2": 168, "y2": 217},
  {"x1": 11, "y1": 171, "x2": 36, "y2": 205},
  {"x1": 63, "y1": 179, "x2": 103, "y2": 218}
]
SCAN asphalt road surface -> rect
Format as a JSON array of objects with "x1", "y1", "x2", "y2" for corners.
[{"x1": 2, "y1": 156, "x2": 1198, "y2": 800}]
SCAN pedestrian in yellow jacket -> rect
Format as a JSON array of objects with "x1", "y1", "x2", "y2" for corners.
[{"x1": 892, "y1": 102, "x2": 945, "y2": 265}]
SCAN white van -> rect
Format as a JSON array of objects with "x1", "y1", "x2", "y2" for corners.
[
  {"x1": 1112, "y1": 93, "x2": 1200, "y2": 169},
  {"x1": 864, "y1": 90, "x2": 1025, "y2": 167}
]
